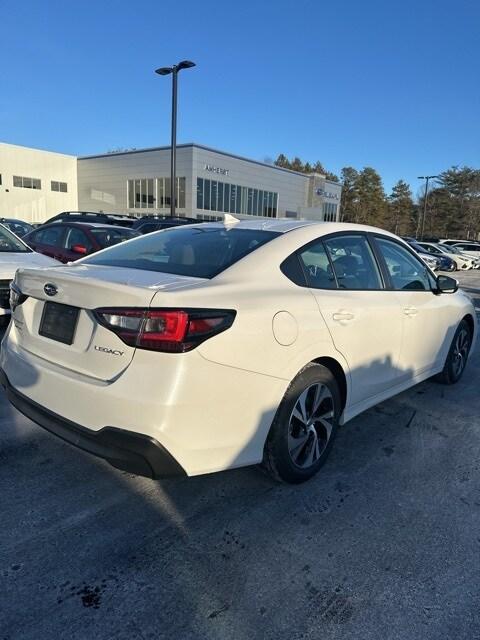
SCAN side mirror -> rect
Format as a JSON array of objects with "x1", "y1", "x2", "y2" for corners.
[
  {"x1": 71, "y1": 244, "x2": 88, "y2": 255},
  {"x1": 436, "y1": 274, "x2": 458, "y2": 294}
]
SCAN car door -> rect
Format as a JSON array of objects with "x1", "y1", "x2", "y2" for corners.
[
  {"x1": 25, "y1": 225, "x2": 66, "y2": 260},
  {"x1": 298, "y1": 233, "x2": 404, "y2": 406},
  {"x1": 373, "y1": 236, "x2": 457, "y2": 376}
]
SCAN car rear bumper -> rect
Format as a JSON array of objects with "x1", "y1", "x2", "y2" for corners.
[{"x1": 0, "y1": 368, "x2": 186, "y2": 479}]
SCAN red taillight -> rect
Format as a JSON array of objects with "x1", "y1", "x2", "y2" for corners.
[{"x1": 93, "y1": 308, "x2": 236, "y2": 352}]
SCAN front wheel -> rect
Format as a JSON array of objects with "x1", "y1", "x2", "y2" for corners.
[
  {"x1": 263, "y1": 363, "x2": 341, "y2": 483},
  {"x1": 435, "y1": 319, "x2": 472, "y2": 384}
]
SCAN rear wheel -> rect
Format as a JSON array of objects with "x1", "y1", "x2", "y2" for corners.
[
  {"x1": 435, "y1": 319, "x2": 472, "y2": 384},
  {"x1": 263, "y1": 363, "x2": 341, "y2": 483}
]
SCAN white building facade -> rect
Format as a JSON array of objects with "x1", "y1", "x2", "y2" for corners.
[
  {"x1": 0, "y1": 142, "x2": 78, "y2": 222},
  {"x1": 1, "y1": 142, "x2": 341, "y2": 223}
]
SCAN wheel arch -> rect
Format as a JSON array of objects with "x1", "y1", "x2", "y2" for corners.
[
  {"x1": 311, "y1": 356, "x2": 348, "y2": 412},
  {"x1": 462, "y1": 313, "x2": 475, "y2": 339}
]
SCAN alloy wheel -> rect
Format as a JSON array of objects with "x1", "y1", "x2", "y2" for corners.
[
  {"x1": 287, "y1": 383, "x2": 334, "y2": 469},
  {"x1": 452, "y1": 328, "x2": 470, "y2": 379}
]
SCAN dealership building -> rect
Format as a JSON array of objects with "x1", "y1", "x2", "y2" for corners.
[{"x1": 0, "y1": 141, "x2": 342, "y2": 224}]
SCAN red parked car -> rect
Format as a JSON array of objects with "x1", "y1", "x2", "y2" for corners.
[{"x1": 23, "y1": 222, "x2": 140, "y2": 263}]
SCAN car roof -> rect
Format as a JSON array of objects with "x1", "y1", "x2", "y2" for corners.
[
  {"x1": 0, "y1": 218, "x2": 31, "y2": 224},
  {"x1": 182, "y1": 219, "x2": 402, "y2": 236},
  {"x1": 53, "y1": 221, "x2": 134, "y2": 230}
]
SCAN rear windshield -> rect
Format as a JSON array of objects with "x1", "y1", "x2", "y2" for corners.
[
  {"x1": 83, "y1": 226, "x2": 280, "y2": 278},
  {"x1": 90, "y1": 227, "x2": 140, "y2": 249}
]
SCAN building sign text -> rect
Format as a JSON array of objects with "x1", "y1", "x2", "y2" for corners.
[{"x1": 204, "y1": 164, "x2": 229, "y2": 176}]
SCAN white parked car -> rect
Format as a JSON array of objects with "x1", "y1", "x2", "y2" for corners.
[
  {"x1": 0, "y1": 220, "x2": 476, "y2": 483},
  {"x1": 419, "y1": 242, "x2": 476, "y2": 270},
  {"x1": 0, "y1": 223, "x2": 58, "y2": 318},
  {"x1": 449, "y1": 242, "x2": 480, "y2": 262}
]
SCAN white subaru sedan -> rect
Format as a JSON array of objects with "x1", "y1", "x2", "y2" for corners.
[{"x1": 0, "y1": 220, "x2": 476, "y2": 483}]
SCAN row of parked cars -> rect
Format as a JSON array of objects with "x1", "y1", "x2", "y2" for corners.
[
  {"x1": 403, "y1": 237, "x2": 480, "y2": 272},
  {"x1": 3, "y1": 211, "x2": 480, "y2": 270},
  {"x1": 0, "y1": 212, "x2": 200, "y2": 320}
]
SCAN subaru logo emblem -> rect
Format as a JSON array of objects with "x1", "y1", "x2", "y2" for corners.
[{"x1": 44, "y1": 283, "x2": 58, "y2": 297}]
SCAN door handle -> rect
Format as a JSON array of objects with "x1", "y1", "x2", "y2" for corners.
[
  {"x1": 403, "y1": 306, "x2": 418, "y2": 317},
  {"x1": 332, "y1": 311, "x2": 355, "y2": 322}
]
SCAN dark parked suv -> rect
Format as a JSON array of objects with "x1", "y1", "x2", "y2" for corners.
[
  {"x1": 44, "y1": 211, "x2": 136, "y2": 228},
  {"x1": 132, "y1": 216, "x2": 200, "y2": 234},
  {"x1": 23, "y1": 222, "x2": 139, "y2": 263}
]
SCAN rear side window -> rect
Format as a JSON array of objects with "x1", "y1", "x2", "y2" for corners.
[
  {"x1": 324, "y1": 235, "x2": 382, "y2": 290},
  {"x1": 90, "y1": 228, "x2": 138, "y2": 248},
  {"x1": 64, "y1": 227, "x2": 93, "y2": 251},
  {"x1": 83, "y1": 226, "x2": 280, "y2": 278},
  {"x1": 298, "y1": 241, "x2": 337, "y2": 289},
  {"x1": 456, "y1": 243, "x2": 480, "y2": 251}
]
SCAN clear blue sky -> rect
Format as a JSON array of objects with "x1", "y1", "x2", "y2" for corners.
[{"x1": 1, "y1": 0, "x2": 479, "y2": 195}]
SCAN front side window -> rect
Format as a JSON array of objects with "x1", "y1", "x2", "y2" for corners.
[
  {"x1": 83, "y1": 227, "x2": 280, "y2": 279},
  {"x1": 298, "y1": 241, "x2": 337, "y2": 289},
  {"x1": 324, "y1": 235, "x2": 382, "y2": 290},
  {"x1": 375, "y1": 237, "x2": 433, "y2": 291}
]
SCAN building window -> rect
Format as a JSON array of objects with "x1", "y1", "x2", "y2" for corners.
[
  {"x1": 51, "y1": 181, "x2": 68, "y2": 192},
  {"x1": 196, "y1": 178, "x2": 278, "y2": 218},
  {"x1": 196, "y1": 213, "x2": 223, "y2": 222},
  {"x1": 197, "y1": 178, "x2": 204, "y2": 209},
  {"x1": 13, "y1": 176, "x2": 41, "y2": 190},
  {"x1": 127, "y1": 177, "x2": 185, "y2": 210},
  {"x1": 323, "y1": 202, "x2": 338, "y2": 221}
]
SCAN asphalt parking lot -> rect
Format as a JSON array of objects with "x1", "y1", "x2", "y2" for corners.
[{"x1": 1, "y1": 271, "x2": 480, "y2": 640}]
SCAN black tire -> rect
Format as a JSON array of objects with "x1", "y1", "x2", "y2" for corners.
[
  {"x1": 263, "y1": 363, "x2": 341, "y2": 484},
  {"x1": 435, "y1": 319, "x2": 472, "y2": 385},
  {"x1": 452, "y1": 260, "x2": 458, "y2": 271}
]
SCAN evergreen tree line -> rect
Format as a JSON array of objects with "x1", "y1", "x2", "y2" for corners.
[{"x1": 274, "y1": 154, "x2": 480, "y2": 240}]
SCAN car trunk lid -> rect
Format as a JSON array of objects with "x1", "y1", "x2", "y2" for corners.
[{"x1": 12, "y1": 264, "x2": 206, "y2": 381}]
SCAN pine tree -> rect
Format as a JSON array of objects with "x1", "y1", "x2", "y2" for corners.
[
  {"x1": 313, "y1": 161, "x2": 326, "y2": 175},
  {"x1": 355, "y1": 167, "x2": 386, "y2": 227},
  {"x1": 325, "y1": 171, "x2": 339, "y2": 182},
  {"x1": 290, "y1": 157, "x2": 304, "y2": 173},
  {"x1": 388, "y1": 180, "x2": 413, "y2": 235},
  {"x1": 437, "y1": 166, "x2": 480, "y2": 239},
  {"x1": 274, "y1": 154, "x2": 290, "y2": 169},
  {"x1": 339, "y1": 167, "x2": 359, "y2": 222}
]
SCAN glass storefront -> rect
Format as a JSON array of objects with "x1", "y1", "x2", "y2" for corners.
[
  {"x1": 197, "y1": 178, "x2": 278, "y2": 217},
  {"x1": 127, "y1": 177, "x2": 186, "y2": 210}
]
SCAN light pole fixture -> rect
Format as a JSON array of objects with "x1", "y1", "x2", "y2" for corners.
[
  {"x1": 155, "y1": 60, "x2": 196, "y2": 217},
  {"x1": 417, "y1": 175, "x2": 438, "y2": 239}
]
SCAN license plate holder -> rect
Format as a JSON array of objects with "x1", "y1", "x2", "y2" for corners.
[{"x1": 39, "y1": 302, "x2": 80, "y2": 345}]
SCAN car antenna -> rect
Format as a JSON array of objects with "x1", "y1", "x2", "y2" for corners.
[{"x1": 223, "y1": 213, "x2": 240, "y2": 225}]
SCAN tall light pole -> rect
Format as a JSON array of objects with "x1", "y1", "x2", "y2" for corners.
[
  {"x1": 155, "y1": 60, "x2": 196, "y2": 217},
  {"x1": 417, "y1": 175, "x2": 438, "y2": 239}
]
